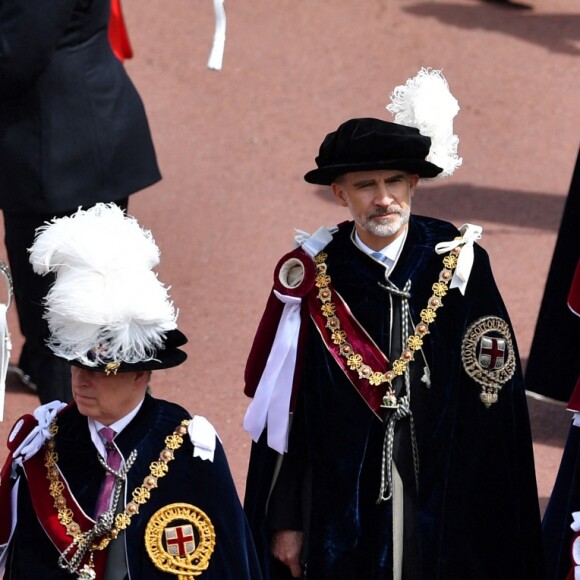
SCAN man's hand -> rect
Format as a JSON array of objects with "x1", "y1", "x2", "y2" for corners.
[{"x1": 270, "y1": 530, "x2": 304, "y2": 578}]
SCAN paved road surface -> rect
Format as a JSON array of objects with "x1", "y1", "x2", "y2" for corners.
[{"x1": 1, "y1": 0, "x2": 579, "y2": 515}]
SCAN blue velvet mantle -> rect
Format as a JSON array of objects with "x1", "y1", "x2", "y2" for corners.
[
  {"x1": 5, "y1": 395, "x2": 262, "y2": 579},
  {"x1": 244, "y1": 216, "x2": 544, "y2": 580}
]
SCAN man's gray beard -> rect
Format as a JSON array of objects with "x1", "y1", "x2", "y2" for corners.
[{"x1": 362, "y1": 208, "x2": 410, "y2": 238}]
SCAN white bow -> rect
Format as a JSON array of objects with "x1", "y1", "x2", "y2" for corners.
[
  {"x1": 11, "y1": 401, "x2": 67, "y2": 469},
  {"x1": 188, "y1": 415, "x2": 218, "y2": 462},
  {"x1": 435, "y1": 223, "x2": 482, "y2": 295},
  {"x1": 294, "y1": 226, "x2": 337, "y2": 257}
]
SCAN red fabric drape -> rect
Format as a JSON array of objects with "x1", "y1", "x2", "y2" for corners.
[{"x1": 108, "y1": 0, "x2": 133, "y2": 61}]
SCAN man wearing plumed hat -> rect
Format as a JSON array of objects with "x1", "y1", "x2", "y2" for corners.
[
  {"x1": 0, "y1": 204, "x2": 262, "y2": 578},
  {"x1": 242, "y1": 69, "x2": 544, "y2": 579}
]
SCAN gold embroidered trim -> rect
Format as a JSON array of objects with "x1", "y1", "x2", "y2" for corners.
[
  {"x1": 314, "y1": 243, "x2": 463, "y2": 405},
  {"x1": 45, "y1": 419, "x2": 190, "y2": 552}
]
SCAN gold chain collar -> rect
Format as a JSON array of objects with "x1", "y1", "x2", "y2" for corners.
[
  {"x1": 313, "y1": 242, "x2": 462, "y2": 407},
  {"x1": 44, "y1": 418, "x2": 190, "y2": 575}
]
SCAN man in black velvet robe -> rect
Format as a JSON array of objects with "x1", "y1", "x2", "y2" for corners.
[
  {"x1": 542, "y1": 258, "x2": 580, "y2": 579},
  {"x1": 242, "y1": 117, "x2": 544, "y2": 579},
  {"x1": 2, "y1": 390, "x2": 262, "y2": 579},
  {"x1": 0, "y1": 205, "x2": 262, "y2": 579}
]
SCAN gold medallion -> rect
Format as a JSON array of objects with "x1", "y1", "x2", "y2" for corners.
[{"x1": 145, "y1": 503, "x2": 216, "y2": 578}]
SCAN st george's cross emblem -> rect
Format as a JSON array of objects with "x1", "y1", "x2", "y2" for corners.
[
  {"x1": 165, "y1": 524, "x2": 196, "y2": 557},
  {"x1": 478, "y1": 336, "x2": 506, "y2": 370},
  {"x1": 461, "y1": 316, "x2": 516, "y2": 408},
  {"x1": 145, "y1": 503, "x2": 216, "y2": 577}
]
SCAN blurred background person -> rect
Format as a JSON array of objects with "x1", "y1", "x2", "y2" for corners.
[
  {"x1": 0, "y1": 0, "x2": 161, "y2": 404},
  {"x1": 542, "y1": 258, "x2": 580, "y2": 580},
  {"x1": 525, "y1": 147, "x2": 580, "y2": 404}
]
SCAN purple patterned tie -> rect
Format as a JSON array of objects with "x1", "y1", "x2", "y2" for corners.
[{"x1": 95, "y1": 427, "x2": 122, "y2": 517}]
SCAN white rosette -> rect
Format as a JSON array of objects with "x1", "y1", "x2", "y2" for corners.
[{"x1": 243, "y1": 227, "x2": 335, "y2": 453}]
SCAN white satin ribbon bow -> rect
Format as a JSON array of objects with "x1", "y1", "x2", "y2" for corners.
[
  {"x1": 294, "y1": 226, "x2": 337, "y2": 258},
  {"x1": 435, "y1": 223, "x2": 483, "y2": 295},
  {"x1": 11, "y1": 401, "x2": 67, "y2": 472},
  {"x1": 188, "y1": 415, "x2": 217, "y2": 462}
]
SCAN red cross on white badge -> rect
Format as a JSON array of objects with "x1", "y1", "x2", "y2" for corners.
[
  {"x1": 478, "y1": 336, "x2": 506, "y2": 370},
  {"x1": 165, "y1": 524, "x2": 196, "y2": 557}
]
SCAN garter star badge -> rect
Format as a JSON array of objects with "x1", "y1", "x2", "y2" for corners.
[
  {"x1": 461, "y1": 316, "x2": 516, "y2": 408},
  {"x1": 145, "y1": 503, "x2": 216, "y2": 577}
]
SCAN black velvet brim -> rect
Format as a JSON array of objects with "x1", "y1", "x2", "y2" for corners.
[
  {"x1": 304, "y1": 158, "x2": 442, "y2": 185},
  {"x1": 66, "y1": 329, "x2": 188, "y2": 373}
]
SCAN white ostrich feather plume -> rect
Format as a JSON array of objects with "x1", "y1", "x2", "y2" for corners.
[
  {"x1": 386, "y1": 67, "x2": 462, "y2": 177},
  {"x1": 29, "y1": 203, "x2": 177, "y2": 367}
]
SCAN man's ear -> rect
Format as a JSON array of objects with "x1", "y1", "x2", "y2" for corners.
[
  {"x1": 135, "y1": 370, "x2": 152, "y2": 390},
  {"x1": 331, "y1": 182, "x2": 349, "y2": 207},
  {"x1": 409, "y1": 174, "x2": 420, "y2": 197}
]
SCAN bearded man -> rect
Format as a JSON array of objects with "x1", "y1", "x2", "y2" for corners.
[{"x1": 242, "y1": 70, "x2": 544, "y2": 580}]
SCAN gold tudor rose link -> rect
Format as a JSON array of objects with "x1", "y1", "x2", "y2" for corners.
[{"x1": 44, "y1": 418, "x2": 190, "y2": 577}]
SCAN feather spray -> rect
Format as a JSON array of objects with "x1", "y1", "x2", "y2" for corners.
[
  {"x1": 386, "y1": 67, "x2": 462, "y2": 177},
  {"x1": 29, "y1": 203, "x2": 177, "y2": 367}
]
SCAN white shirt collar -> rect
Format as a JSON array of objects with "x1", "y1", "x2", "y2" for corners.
[
  {"x1": 88, "y1": 398, "x2": 145, "y2": 458},
  {"x1": 353, "y1": 227, "x2": 408, "y2": 273}
]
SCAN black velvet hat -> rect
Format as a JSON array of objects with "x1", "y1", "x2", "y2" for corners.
[{"x1": 304, "y1": 118, "x2": 443, "y2": 185}]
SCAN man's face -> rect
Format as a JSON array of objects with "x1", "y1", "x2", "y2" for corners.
[
  {"x1": 71, "y1": 366, "x2": 150, "y2": 425},
  {"x1": 331, "y1": 169, "x2": 419, "y2": 250}
]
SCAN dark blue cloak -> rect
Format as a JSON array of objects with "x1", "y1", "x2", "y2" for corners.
[
  {"x1": 5, "y1": 395, "x2": 262, "y2": 579},
  {"x1": 244, "y1": 216, "x2": 544, "y2": 579}
]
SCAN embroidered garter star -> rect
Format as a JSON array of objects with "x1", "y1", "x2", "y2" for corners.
[{"x1": 145, "y1": 503, "x2": 216, "y2": 577}]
